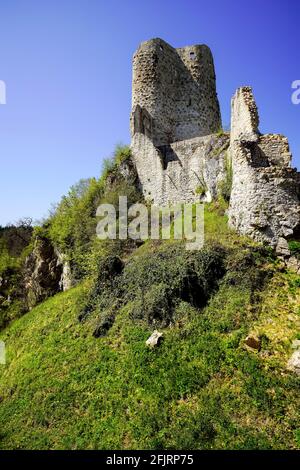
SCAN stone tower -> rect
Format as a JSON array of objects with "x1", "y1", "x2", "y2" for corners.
[
  {"x1": 131, "y1": 38, "x2": 221, "y2": 146},
  {"x1": 129, "y1": 38, "x2": 300, "y2": 261},
  {"x1": 130, "y1": 38, "x2": 227, "y2": 206}
]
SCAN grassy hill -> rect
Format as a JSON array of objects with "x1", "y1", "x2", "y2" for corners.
[{"x1": 0, "y1": 203, "x2": 299, "y2": 450}]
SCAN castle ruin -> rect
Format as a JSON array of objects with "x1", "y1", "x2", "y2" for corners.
[{"x1": 130, "y1": 38, "x2": 300, "y2": 257}]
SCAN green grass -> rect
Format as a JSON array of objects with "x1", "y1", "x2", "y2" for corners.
[{"x1": 0, "y1": 229, "x2": 299, "y2": 449}]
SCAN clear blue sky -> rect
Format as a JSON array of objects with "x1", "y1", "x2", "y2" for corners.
[{"x1": 0, "y1": 0, "x2": 299, "y2": 225}]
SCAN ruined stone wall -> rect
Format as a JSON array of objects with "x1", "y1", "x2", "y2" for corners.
[
  {"x1": 228, "y1": 87, "x2": 300, "y2": 252},
  {"x1": 131, "y1": 38, "x2": 221, "y2": 146},
  {"x1": 130, "y1": 39, "x2": 300, "y2": 254},
  {"x1": 230, "y1": 87, "x2": 259, "y2": 142},
  {"x1": 131, "y1": 132, "x2": 229, "y2": 205},
  {"x1": 258, "y1": 134, "x2": 292, "y2": 167}
]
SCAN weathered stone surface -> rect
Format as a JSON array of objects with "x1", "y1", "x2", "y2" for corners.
[
  {"x1": 131, "y1": 38, "x2": 226, "y2": 207},
  {"x1": 131, "y1": 38, "x2": 221, "y2": 147},
  {"x1": 132, "y1": 132, "x2": 229, "y2": 205},
  {"x1": 230, "y1": 87, "x2": 259, "y2": 143},
  {"x1": 146, "y1": 330, "x2": 163, "y2": 348},
  {"x1": 245, "y1": 334, "x2": 261, "y2": 350},
  {"x1": 276, "y1": 238, "x2": 290, "y2": 257},
  {"x1": 287, "y1": 350, "x2": 300, "y2": 376},
  {"x1": 130, "y1": 40, "x2": 300, "y2": 252},
  {"x1": 23, "y1": 237, "x2": 63, "y2": 309},
  {"x1": 56, "y1": 250, "x2": 73, "y2": 292},
  {"x1": 228, "y1": 87, "x2": 300, "y2": 248}
]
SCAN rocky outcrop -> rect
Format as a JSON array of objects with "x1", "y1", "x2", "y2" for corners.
[
  {"x1": 23, "y1": 237, "x2": 72, "y2": 309},
  {"x1": 286, "y1": 256, "x2": 300, "y2": 274},
  {"x1": 287, "y1": 350, "x2": 300, "y2": 376},
  {"x1": 55, "y1": 250, "x2": 73, "y2": 292}
]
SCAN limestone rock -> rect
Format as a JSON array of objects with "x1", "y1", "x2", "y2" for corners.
[
  {"x1": 286, "y1": 256, "x2": 300, "y2": 274},
  {"x1": 287, "y1": 351, "x2": 300, "y2": 376},
  {"x1": 56, "y1": 250, "x2": 73, "y2": 292},
  {"x1": 23, "y1": 237, "x2": 63, "y2": 309},
  {"x1": 146, "y1": 330, "x2": 163, "y2": 348},
  {"x1": 275, "y1": 238, "x2": 290, "y2": 257}
]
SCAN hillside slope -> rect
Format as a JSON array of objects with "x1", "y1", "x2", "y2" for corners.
[{"x1": 0, "y1": 212, "x2": 299, "y2": 449}]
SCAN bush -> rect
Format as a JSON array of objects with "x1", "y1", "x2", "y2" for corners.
[
  {"x1": 46, "y1": 145, "x2": 140, "y2": 280},
  {"x1": 0, "y1": 224, "x2": 34, "y2": 330},
  {"x1": 288, "y1": 240, "x2": 300, "y2": 257},
  {"x1": 80, "y1": 243, "x2": 227, "y2": 334},
  {"x1": 101, "y1": 144, "x2": 132, "y2": 180},
  {"x1": 132, "y1": 282, "x2": 173, "y2": 326}
]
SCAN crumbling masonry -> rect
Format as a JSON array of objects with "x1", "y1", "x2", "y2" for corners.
[
  {"x1": 228, "y1": 87, "x2": 300, "y2": 253},
  {"x1": 130, "y1": 38, "x2": 300, "y2": 256}
]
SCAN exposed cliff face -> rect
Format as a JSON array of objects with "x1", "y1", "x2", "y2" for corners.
[
  {"x1": 23, "y1": 237, "x2": 73, "y2": 310},
  {"x1": 23, "y1": 237, "x2": 62, "y2": 309}
]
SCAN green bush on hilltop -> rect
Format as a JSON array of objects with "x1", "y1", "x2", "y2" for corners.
[{"x1": 46, "y1": 145, "x2": 140, "y2": 279}]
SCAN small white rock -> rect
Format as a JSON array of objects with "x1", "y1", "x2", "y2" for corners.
[
  {"x1": 287, "y1": 350, "x2": 300, "y2": 376},
  {"x1": 146, "y1": 330, "x2": 163, "y2": 348}
]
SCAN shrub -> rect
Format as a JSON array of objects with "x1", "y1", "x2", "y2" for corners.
[
  {"x1": 46, "y1": 145, "x2": 140, "y2": 280},
  {"x1": 288, "y1": 240, "x2": 300, "y2": 257},
  {"x1": 80, "y1": 243, "x2": 227, "y2": 334},
  {"x1": 101, "y1": 144, "x2": 132, "y2": 180}
]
